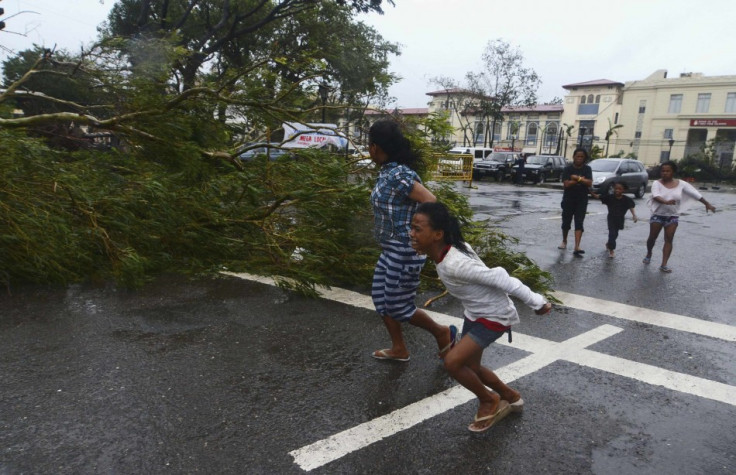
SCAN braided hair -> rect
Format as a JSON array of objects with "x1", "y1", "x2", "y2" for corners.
[{"x1": 415, "y1": 202, "x2": 472, "y2": 256}]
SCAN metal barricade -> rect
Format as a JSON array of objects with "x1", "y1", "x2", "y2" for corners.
[{"x1": 429, "y1": 153, "x2": 473, "y2": 184}]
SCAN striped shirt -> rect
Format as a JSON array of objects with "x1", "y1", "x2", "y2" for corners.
[{"x1": 370, "y1": 162, "x2": 420, "y2": 244}]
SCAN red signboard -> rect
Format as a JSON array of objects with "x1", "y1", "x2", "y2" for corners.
[{"x1": 689, "y1": 119, "x2": 736, "y2": 127}]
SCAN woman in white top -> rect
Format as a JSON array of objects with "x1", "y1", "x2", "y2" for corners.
[
  {"x1": 410, "y1": 202, "x2": 551, "y2": 433},
  {"x1": 644, "y1": 161, "x2": 716, "y2": 272}
]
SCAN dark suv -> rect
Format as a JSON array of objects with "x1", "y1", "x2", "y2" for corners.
[
  {"x1": 472, "y1": 151, "x2": 519, "y2": 181},
  {"x1": 512, "y1": 155, "x2": 567, "y2": 183}
]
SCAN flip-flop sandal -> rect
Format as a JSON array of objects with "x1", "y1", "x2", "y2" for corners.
[
  {"x1": 468, "y1": 400, "x2": 511, "y2": 433},
  {"x1": 372, "y1": 349, "x2": 410, "y2": 362},
  {"x1": 557, "y1": 244, "x2": 567, "y2": 249},
  {"x1": 509, "y1": 397, "x2": 524, "y2": 413},
  {"x1": 438, "y1": 325, "x2": 459, "y2": 359},
  {"x1": 659, "y1": 266, "x2": 672, "y2": 273},
  {"x1": 642, "y1": 256, "x2": 651, "y2": 264}
]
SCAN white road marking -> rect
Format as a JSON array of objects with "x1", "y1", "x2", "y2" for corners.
[
  {"x1": 554, "y1": 291, "x2": 736, "y2": 342},
  {"x1": 224, "y1": 271, "x2": 736, "y2": 342},
  {"x1": 223, "y1": 272, "x2": 736, "y2": 471},
  {"x1": 541, "y1": 212, "x2": 604, "y2": 220},
  {"x1": 290, "y1": 325, "x2": 623, "y2": 472}
]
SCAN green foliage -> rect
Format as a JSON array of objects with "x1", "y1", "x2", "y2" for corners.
[
  {"x1": 678, "y1": 154, "x2": 736, "y2": 183},
  {"x1": 680, "y1": 137, "x2": 736, "y2": 182},
  {"x1": 590, "y1": 145, "x2": 604, "y2": 159},
  {"x1": 0, "y1": 1, "x2": 555, "y2": 300},
  {"x1": 0, "y1": 128, "x2": 374, "y2": 290}
]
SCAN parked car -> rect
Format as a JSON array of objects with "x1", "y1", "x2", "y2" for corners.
[
  {"x1": 472, "y1": 151, "x2": 519, "y2": 181},
  {"x1": 238, "y1": 143, "x2": 290, "y2": 161},
  {"x1": 512, "y1": 154, "x2": 567, "y2": 183},
  {"x1": 590, "y1": 158, "x2": 649, "y2": 198},
  {"x1": 448, "y1": 147, "x2": 494, "y2": 163}
]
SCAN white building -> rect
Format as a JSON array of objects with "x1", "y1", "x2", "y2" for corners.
[{"x1": 617, "y1": 70, "x2": 736, "y2": 167}]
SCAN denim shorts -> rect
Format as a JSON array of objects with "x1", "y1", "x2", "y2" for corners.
[
  {"x1": 462, "y1": 318, "x2": 506, "y2": 349},
  {"x1": 650, "y1": 214, "x2": 679, "y2": 226}
]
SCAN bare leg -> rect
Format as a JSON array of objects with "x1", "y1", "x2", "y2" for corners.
[
  {"x1": 646, "y1": 222, "x2": 663, "y2": 258},
  {"x1": 374, "y1": 315, "x2": 409, "y2": 360},
  {"x1": 573, "y1": 229, "x2": 583, "y2": 251},
  {"x1": 443, "y1": 337, "x2": 501, "y2": 430},
  {"x1": 474, "y1": 364, "x2": 522, "y2": 404},
  {"x1": 408, "y1": 309, "x2": 452, "y2": 355},
  {"x1": 661, "y1": 223, "x2": 678, "y2": 267},
  {"x1": 560, "y1": 228, "x2": 569, "y2": 248}
]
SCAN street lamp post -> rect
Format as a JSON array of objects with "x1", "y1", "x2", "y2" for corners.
[
  {"x1": 668, "y1": 138, "x2": 675, "y2": 159},
  {"x1": 318, "y1": 81, "x2": 329, "y2": 123}
]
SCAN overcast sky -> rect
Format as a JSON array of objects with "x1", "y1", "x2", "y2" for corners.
[{"x1": 3, "y1": 0, "x2": 736, "y2": 109}]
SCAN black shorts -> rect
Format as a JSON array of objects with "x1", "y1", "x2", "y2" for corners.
[{"x1": 561, "y1": 199, "x2": 588, "y2": 231}]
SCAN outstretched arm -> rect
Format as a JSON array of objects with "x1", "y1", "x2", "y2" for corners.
[{"x1": 699, "y1": 197, "x2": 716, "y2": 213}]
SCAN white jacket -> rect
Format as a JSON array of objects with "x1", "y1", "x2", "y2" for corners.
[{"x1": 436, "y1": 245, "x2": 547, "y2": 326}]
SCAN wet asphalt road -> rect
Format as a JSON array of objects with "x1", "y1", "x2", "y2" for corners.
[{"x1": 1, "y1": 181, "x2": 735, "y2": 474}]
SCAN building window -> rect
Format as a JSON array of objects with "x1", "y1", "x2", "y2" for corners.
[
  {"x1": 492, "y1": 122, "x2": 502, "y2": 142},
  {"x1": 696, "y1": 93, "x2": 711, "y2": 113},
  {"x1": 595, "y1": 95, "x2": 601, "y2": 103},
  {"x1": 474, "y1": 121, "x2": 484, "y2": 144},
  {"x1": 545, "y1": 122, "x2": 558, "y2": 147},
  {"x1": 663, "y1": 128, "x2": 673, "y2": 139},
  {"x1": 660, "y1": 151, "x2": 671, "y2": 162},
  {"x1": 526, "y1": 122, "x2": 538, "y2": 145},
  {"x1": 635, "y1": 131, "x2": 642, "y2": 138},
  {"x1": 577, "y1": 104, "x2": 599, "y2": 115},
  {"x1": 614, "y1": 112, "x2": 619, "y2": 124},
  {"x1": 668, "y1": 94, "x2": 683, "y2": 114},
  {"x1": 581, "y1": 96, "x2": 587, "y2": 104},
  {"x1": 725, "y1": 92, "x2": 736, "y2": 113},
  {"x1": 638, "y1": 106, "x2": 646, "y2": 113},
  {"x1": 587, "y1": 94, "x2": 594, "y2": 103}
]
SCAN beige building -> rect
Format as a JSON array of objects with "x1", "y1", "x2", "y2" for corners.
[
  {"x1": 425, "y1": 88, "x2": 565, "y2": 155},
  {"x1": 617, "y1": 70, "x2": 736, "y2": 167},
  {"x1": 353, "y1": 70, "x2": 736, "y2": 169},
  {"x1": 559, "y1": 79, "x2": 624, "y2": 158}
]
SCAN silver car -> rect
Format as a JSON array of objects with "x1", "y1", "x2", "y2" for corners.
[{"x1": 590, "y1": 158, "x2": 649, "y2": 198}]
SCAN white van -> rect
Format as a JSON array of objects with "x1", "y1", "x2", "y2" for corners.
[{"x1": 448, "y1": 147, "x2": 494, "y2": 163}]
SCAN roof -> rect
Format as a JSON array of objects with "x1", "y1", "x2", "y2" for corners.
[
  {"x1": 364, "y1": 108, "x2": 429, "y2": 116},
  {"x1": 425, "y1": 87, "x2": 470, "y2": 96},
  {"x1": 502, "y1": 104, "x2": 564, "y2": 113},
  {"x1": 562, "y1": 79, "x2": 624, "y2": 89}
]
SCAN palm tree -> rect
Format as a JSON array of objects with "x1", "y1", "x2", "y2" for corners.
[
  {"x1": 562, "y1": 123, "x2": 575, "y2": 157},
  {"x1": 604, "y1": 119, "x2": 624, "y2": 157},
  {"x1": 508, "y1": 121, "x2": 521, "y2": 152}
]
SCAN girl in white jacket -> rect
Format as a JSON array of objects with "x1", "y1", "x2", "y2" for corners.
[{"x1": 410, "y1": 202, "x2": 552, "y2": 433}]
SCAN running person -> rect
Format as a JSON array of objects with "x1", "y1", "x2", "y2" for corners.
[
  {"x1": 410, "y1": 201, "x2": 552, "y2": 432},
  {"x1": 600, "y1": 181, "x2": 638, "y2": 258},
  {"x1": 368, "y1": 120, "x2": 457, "y2": 362},
  {"x1": 643, "y1": 161, "x2": 716, "y2": 272}
]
